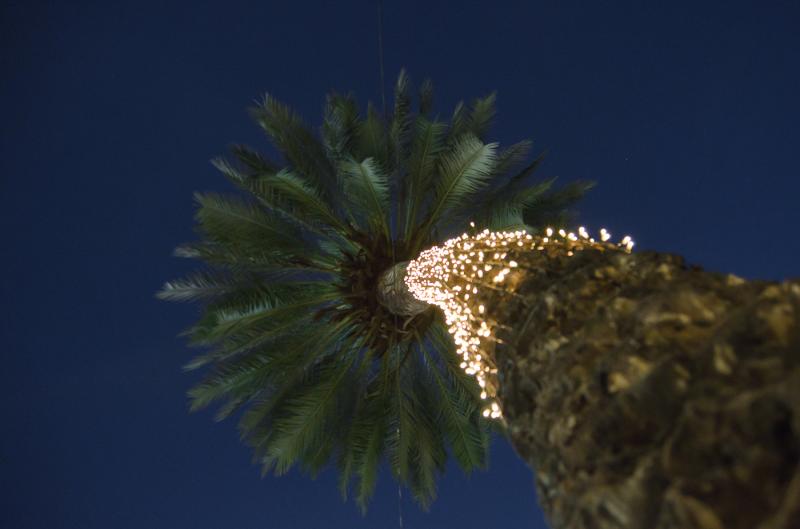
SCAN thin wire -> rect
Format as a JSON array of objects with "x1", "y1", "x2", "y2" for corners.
[
  {"x1": 379, "y1": 4, "x2": 401, "y2": 527},
  {"x1": 398, "y1": 479, "x2": 404, "y2": 528},
  {"x1": 377, "y1": 0, "x2": 387, "y2": 117}
]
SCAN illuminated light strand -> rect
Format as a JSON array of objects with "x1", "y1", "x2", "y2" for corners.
[{"x1": 405, "y1": 226, "x2": 634, "y2": 419}]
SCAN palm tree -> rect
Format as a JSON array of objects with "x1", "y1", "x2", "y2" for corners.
[
  {"x1": 159, "y1": 70, "x2": 590, "y2": 511},
  {"x1": 405, "y1": 226, "x2": 800, "y2": 529}
]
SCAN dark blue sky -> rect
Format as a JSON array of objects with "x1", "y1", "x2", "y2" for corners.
[{"x1": 2, "y1": 1, "x2": 798, "y2": 528}]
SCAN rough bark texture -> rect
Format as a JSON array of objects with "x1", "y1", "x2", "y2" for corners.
[{"x1": 492, "y1": 249, "x2": 800, "y2": 529}]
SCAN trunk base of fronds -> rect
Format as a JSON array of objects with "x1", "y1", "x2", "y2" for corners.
[{"x1": 377, "y1": 261, "x2": 431, "y2": 317}]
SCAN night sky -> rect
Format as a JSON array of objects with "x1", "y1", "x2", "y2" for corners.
[{"x1": 2, "y1": 1, "x2": 799, "y2": 528}]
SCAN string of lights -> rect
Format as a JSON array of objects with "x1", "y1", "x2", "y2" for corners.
[{"x1": 405, "y1": 225, "x2": 634, "y2": 419}]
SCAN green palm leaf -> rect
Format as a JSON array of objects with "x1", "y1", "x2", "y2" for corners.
[
  {"x1": 467, "y1": 92, "x2": 497, "y2": 141},
  {"x1": 340, "y1": 157, "x2": 390, "y2": 238},
  {"x1": 355, "y1": 103, "x2": 389, "y2": 168},
  {"x1": 415, "y1": 135, "x2": 497, "y2": 248},
  {"x1": 490, "y1": 140, "x2": 533, "y2": 181},
  {"x1": 387, "y1": 345, "x2": 417, "y2": 482},
  {"x1": 389, "y1": 69, "x2": 413, "y2": 171},
  {"x1": 522, "y1": 179, "x2": 595, "y2": 228},
  {"x1": 230, "y1": 144, "x2": 279, "y2": 176},
  {"x1": 322, "y1": 92, "x2": 360, "y2": 164},
  {"x1": 249, "y1": 94, "x2": 339, "y2": 204},
  {"x1": 406, "y1": 364, "x2": 447, "y2": 510},
  {"x1": 156, "y1": 271, "x2": 237, "y2": 302},
  {"x1": 353, "y1": 390, "x2": 390, "y2": 512},
  {"x1": 418, "y1": 78, "x2": 434, "y2": 116},
  {"x1": 422, "y1": 337, "x2": 488, "y2": 472},
  {"x1": 206, "y1": 290, "x2": 337, "y2": 341},
  {"x1": 265, "y1": 169, "x2": 352, "y2": 234},
  {"x1": 401, "y1": 117, "x2": 447, "y2": 239},
  {"x1": 173, "y1": 241, "x2": 335, "y2": 273},
  {"x1": 265, "y1": 350, "x2": 357, "y2": 475},
  {"x1": 212, "y1": 158, "x2": 356, "y2": 253}
]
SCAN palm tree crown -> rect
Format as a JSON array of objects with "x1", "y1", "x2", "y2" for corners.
[{"x1": 159, "y1": 70, "x2": 591, "y2": 510}]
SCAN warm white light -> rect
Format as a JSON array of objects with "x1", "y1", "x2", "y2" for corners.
[{"x1": 405, "y1": 224, "x2": 634, "y2": 420}]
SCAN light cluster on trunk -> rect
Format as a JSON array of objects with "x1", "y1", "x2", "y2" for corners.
[{"x1": 405, "y1": 225, "x2": 634, "y2": 418}]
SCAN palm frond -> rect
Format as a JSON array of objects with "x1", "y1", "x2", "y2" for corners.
[
  {"x1": 193, "y1": 192, "x2": 309, "y2": 254},
  {"x1": 340, "y1": 157, "x2": 390, "y2": 238},
  {"x1": 422, "y1": 337, "x2": 488, "y2": 472},
  {"x1": 188, "y1": 353, "x2": 271, "y2": 413},
  {"x1": 386, "y1": 343, "x2": 418, "y2": 482},
  {"x1": 418, "y1": 79, "x2": 434, "y2": 116},
  {"x1": 173, "y1": 241, "x2": 335, "y2": 272},
  {"x1": 389, "y1": 69, "x2": 413, "y2": 172},
  {"x1": 188, "y1": 284, "x2": 338, "y2": 346},
  {"x1": 497, "y1": 150, "x2": 549, "y2": 197},
  {"x1": 355, "y1": 103, "x2": 389, "y2": 169},
  {"x1": 336, "y1": 373, "x2": 369, "y2": 499},
  {"x1": 447, "y1": 100, "x2": 468, "y2": 141},
  {"x1": 187, "y1": 317, "x2": 340, "y2": 416},
  {"x1": 322, "y1": 92, "x2": 360, "y2": 164},
  {"x1": 401, "y1": 118, "x2": 447, "y2": 240},
  {"x1": 212, "y1": 157, "x2": 355, "y2": 253},
  {"x1": 353, "y1": 390, "x2": 389, "y2": 512},
  {"x1": 265, "y1": 169, "x2": 352, "y2": 235},
  {"x1": 249, "y1": 94, "x2": 339, "y2": 204},
  {"x1": 473, "y1": 177, "x2": 556, "y2": 231},
  {"x1": 462, "y1": 148, "x2": 553, "y2": 231},
  {"x1": 336, "y1": 346, "x2": 391, "y2": 507},
  {"x1": 490, "y1": 140, "x2": 533, "y2": 182},
  {"x1": 406, "y1": 364, "x2": 447, "y2": 510},
  {"x1": 238, "y1": 323, "x2": 351, "y2": 440},
  {"x1": 417, "y1": 135, "x2": 497, "y2": 245},
  {"x1": 467, "y1": 92, "x2": 497, "y2": 141},
  {"x1": 446, "y1": 140, "x2": 535, "y2": 226},
  {"x1": 157, "y1": 271, "x2": 237, "y2": 302},
  {"x1": 213, "y1": 291, "x2": 333, "y2": 333},
  {"x1": 264, "y1": 350, "x2": 356, "y2": 476},
  {"x1": 185, "y1": 308, "x2": 319, "y2": 369},
  {"x1": 230, "y1": 144, "x2": 279, "y2": 176},
  {"x1": 522, "y1": 179, "x2": 595, "y2": 228}
]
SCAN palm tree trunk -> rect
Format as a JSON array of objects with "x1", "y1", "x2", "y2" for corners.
[{"x1": 492, "y1": 247, "x2": 800, "y2": 529}]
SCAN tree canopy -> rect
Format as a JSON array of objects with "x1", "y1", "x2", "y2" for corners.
[{"x1": 159, "y1": 70, "x2": 591, "y2": 511}]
